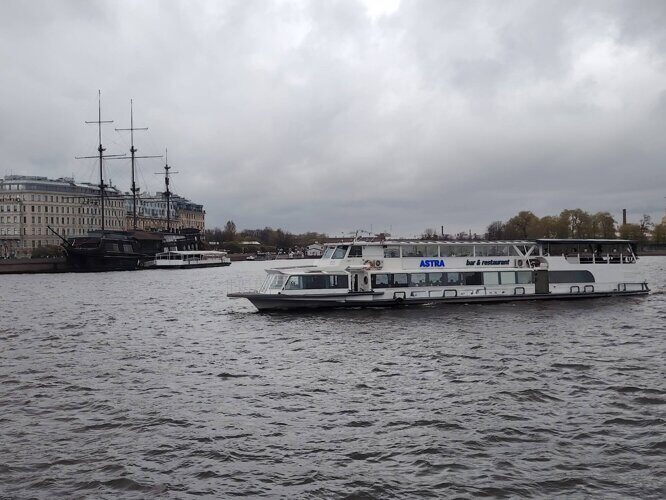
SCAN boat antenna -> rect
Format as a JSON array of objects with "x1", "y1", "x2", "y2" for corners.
[
  {"x1": 75, "y1": 90, "x2": 124, "y2": 231},
  {"x1": 115, "y1": 99, "x2": 162, "y2": 230},
  {"x1": 155, "y1": 149, "x2": 178, "y2": 232}
]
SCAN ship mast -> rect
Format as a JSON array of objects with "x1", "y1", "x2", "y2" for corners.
[
  {"x1": 76, "y1": 90, "x2": 123, "y2": 231},
  {"x1": 115, "y1": 100, "x2": 161, "y2": 230},
  {"x1": 157, "y1": 149, "x2": 178, "y2": 232}
]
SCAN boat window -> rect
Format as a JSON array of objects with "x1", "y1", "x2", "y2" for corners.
[
  {"x1": 392, "y1": 273, "x2": 409, "y2": 287},
  {"x1": 516, "y1": 271, "x2": 533, "y2": 284},
  {"x1": 500, "y1": 271, "x2": 516, "y2": 285},
  {"x1": 495, "y1": 246, "x2": 510, "y2": 256},
  {"x1": 445, "y1": 272, "x2": 462, "y2": 286},
  {"x1": 105, "y1": 242, "x2": 120, "y2": 252},
  {"x1": 329, "y1": 275, "x2": 349, "y2": 288},
  {"x1": 372, "y1": 274, "x2": 390, "y2": 288},
  {"x1": 428, "y1": 272, "x2": 445, "y2": 286},
  {"x1": 268, "y1": 274, "x2": 287, "y2": 290},
  {"x1": 383, "y1": 246, "x2": 400, "y2": 258},
  {"x1": 402, "y1": 245, "x2": 425, "y2": 257},
  {"x1": 123, "y1": 243, "x2": 133, "y2": 253},
  {"x1": 463, "y1": 272, "x2": 483, "y2": 286},
  {"x1": 454, "y1": 246, "x2": 473, "y2": 257},
  {"x1": 285, "y1": 276, "x2": 303, "y2": 290},
  {"x1": 322, "y1": 246, "x2": 335, "y2": 259},
  {"x1": 348, "y1": 246, "x2": 363, "y2": 258},
  {"x1": 332, "y1": 246, "x2": 348, "y2": 259},
  {"x1": 410, "y1": 273, "x2": 427, "y2": 287},
  {"x1": 475, "y1": 245, "x2": 489, "y2": 257},
  {"x1": 484, "y1": 272, "x2": 499, "y2": 285},
  {"x1": 425, "y1": 246, "x2": 439, "y2": 257},
  {"x1": 547, "y1": 243, "x2": 569, "y2": 256},
  {"x1": 285, "y1": 274, "x2": 349, "y2": 290},
  {"x1": 439, "y1": 245, "x2": 455, "y2": 257},
  {"x1": 549, "y1": 270, "x2": 595, "y2": 283}
]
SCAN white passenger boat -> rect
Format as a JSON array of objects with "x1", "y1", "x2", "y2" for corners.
[
  {"x1": 228, "y1": 239, "x2": 649, "y2": 311},
  {"x1": 153, "y1": 250, "x2": 231, "y2": 269}
]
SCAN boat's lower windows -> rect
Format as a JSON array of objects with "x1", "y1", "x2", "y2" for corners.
[
  {"x1": 428, "y1": 272, "x2": 445, "y2": 286},
  {"x1": 122, "y1": 243, "x2": 133, "y2": 253},
  {"x1": 329, "y1": 275, "x2": 349, "y2": 289},
  {"x1": 549, "y1": 270, "x2": 595, "y2": 283},
  {"x1": 393, "y1": 273, "x2": 409, "y2": 287},
  {"x1": 105, "y1": 242, "x2": 120, "y2": 252},
  {"x1": 410, "y1": 273, "x2": 427, "y2": 287},
  {"x1": 516, "y1": 271, "x2": 533, "y2": 284},
  {"x1": 463, "y1": 272, "x2": 483, "y2": 286},
  {"x1": 284, "y1": 274, "x2": 350, "y2": 290},
  {"x1": 383, "y1": 246, "x2": 400, "y2": 258},
  {"x1": 484, "y1": 272, "x2": 499, "y2": 285},
  {"x1": 445, "y1": 272, "x2": 462, "y2": 286},
  {"x1": 269, "y1": 274, "x2": 287, "y2": 290},
  {"x1": 372, "y1": 274, "x2": 390, "y2": 288},
  {"x1": 500, "y1": 271, "x2": 517, "y2": 285}
]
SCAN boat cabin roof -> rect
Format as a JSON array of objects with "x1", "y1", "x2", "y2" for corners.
[
  {"x1": 157, "y1": 250, "x2": 227, "y2": 256},
  {"x1": 536, "y1": 238, "x2": 635, "y2": 244},
  {"x1": 327, "y1": 240, "x2": 534, "y2": 246}
]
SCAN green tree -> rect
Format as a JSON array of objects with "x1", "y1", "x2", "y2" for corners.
[
  {"x1": 559, "y1": 209, "x2": 592, "y2": 238},
  {"x1": 538, "y1": 215, "x2": 567, "y2": 238},
  {"x1": 421, "y1": 228, "x2": 439, "y2": 240},
  {"x1": 485, "y1": 221, "x2": 505, "y2": 240},
  {"x1": 591, "y1": 212, "x2": 616, "y2": 238},
  {"x1": 652, "y1": 223, "x2": 666, "y2": 243},
  {"x1": 618, "y1": 223, "x2": 646, "y2": 242},
  {"x1": 221, "y1": 220, "x2": 237, "y2": 241},
  {"x1": 504, "y1": 211, "x2": 540, "y2": 239}
]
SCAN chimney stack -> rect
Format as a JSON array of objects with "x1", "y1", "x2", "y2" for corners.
[{"x1": 622, "y1": 209, "x2": 627, "y2": 226}]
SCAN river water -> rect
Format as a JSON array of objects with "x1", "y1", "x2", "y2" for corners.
[{"x1": 1, "y1": 258, "x2": 664, "y2": 498}]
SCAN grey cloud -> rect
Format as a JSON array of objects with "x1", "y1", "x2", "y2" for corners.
[{"x1": 1, "y1": 0, "x2": 665, "y2": 236}]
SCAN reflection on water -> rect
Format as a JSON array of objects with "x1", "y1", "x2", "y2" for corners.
[{"x1": 0, "y1": 258, "x2": 664, "y2": 498}]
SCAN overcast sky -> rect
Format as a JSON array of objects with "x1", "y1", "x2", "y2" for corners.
[{"x1": 1, "y1": 0, "x2": 665, "y2": 236}]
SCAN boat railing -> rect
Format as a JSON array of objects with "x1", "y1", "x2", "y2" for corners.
[
  {"x1": 225, "y1": 277, "x2": 268, "y2": 295},
  {"x1": 568, "y1": 253, "x2": 634, "y2": 264}
]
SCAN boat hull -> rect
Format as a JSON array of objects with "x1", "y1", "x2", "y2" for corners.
[
  {"x1": 154, "y1": 262, "x2": 231, "y2": 269},
  {"x1": 65, "y1": 249, "x2": 142, "y2": 272},
  {"x1": 229, "y1": 289, "x2": 649, "y2": 311}
]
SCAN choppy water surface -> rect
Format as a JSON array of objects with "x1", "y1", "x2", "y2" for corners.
[{"x1": 1, "y1": 258, "x2": 664, "y2": 499}]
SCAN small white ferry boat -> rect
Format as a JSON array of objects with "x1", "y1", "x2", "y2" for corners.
[
  {"x1": 153, "y1": 250, "x2": 231, "y2": 269},
  {"x1": 228, "y1": 239, "x2": 649, "y2": 311}
]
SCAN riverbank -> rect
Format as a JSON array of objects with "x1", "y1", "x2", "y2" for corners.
[{"x1": 0, "y1": 257, "x2": 70, "y2": 274}]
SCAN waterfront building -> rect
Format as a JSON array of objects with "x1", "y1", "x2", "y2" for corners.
[
  {"x1": 0, "y1": 175, "x2": 205, "y2": 257},
  {"x1": 306, "y1": 243, "x2": 324, "y2": 257},
  {"x1": 0, "y1": 175, "x2": 125, "y2": 257},
  {"x1": 122, "y1": 192, "x2": 205, "y2": 232}
]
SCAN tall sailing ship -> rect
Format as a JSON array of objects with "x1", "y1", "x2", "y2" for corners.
[{"x1": 61, "y1": 92, "x2": 197, "y2": 272}]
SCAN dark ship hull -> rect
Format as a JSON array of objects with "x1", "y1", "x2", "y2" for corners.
[
  {"x1": 65, "y1": 248, "x2": 142, "y2": 272},
  {"x1": 65, "y1": 231, "x2": 143, "y2": 272}
]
